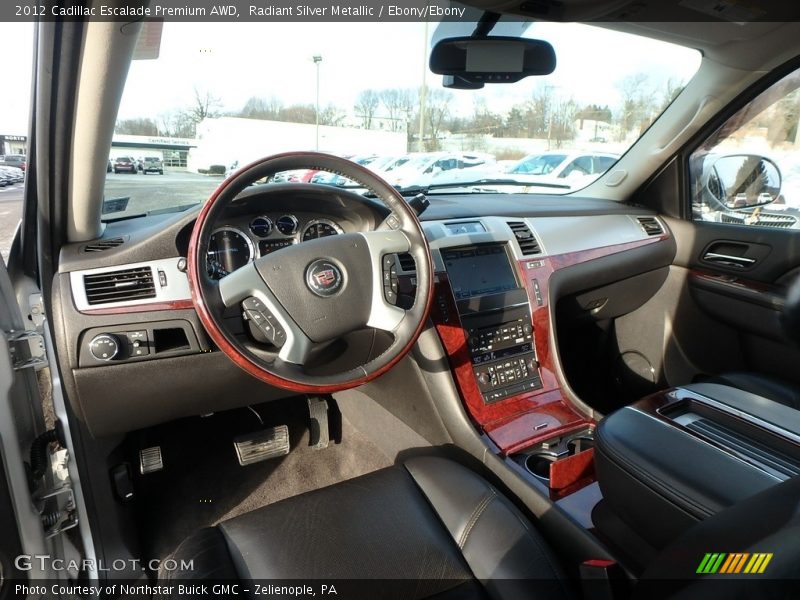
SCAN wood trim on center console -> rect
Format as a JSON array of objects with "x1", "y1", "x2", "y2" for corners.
[{"x1": 431, "y1": 235, "x2": 666, "y2": 455}]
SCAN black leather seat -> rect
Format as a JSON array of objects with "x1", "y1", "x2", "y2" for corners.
[
  {"x1": 159, "y1": 456, "x2": 571, "y2": 599},
  {"x1": 709, "y1": 372, "x2": 800, "y2": 410}
]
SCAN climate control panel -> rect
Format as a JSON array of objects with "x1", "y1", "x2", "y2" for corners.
[{"x1": 462, "y1": 312, "x2": 543, "y2": 404}]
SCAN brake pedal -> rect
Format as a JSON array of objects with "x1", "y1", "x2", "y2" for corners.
[
  {"x1": 307, "y1": 397, "x2": 330, "y2": 450},
  {"x1": 233, "y1": 425, "x2": 290, "y2": 466},
  {"x1": 139, "y1": 446, "x2": 164, "y2": 474}
]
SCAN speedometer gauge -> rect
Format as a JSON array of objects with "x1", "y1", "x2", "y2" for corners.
[
  {"x1": 301, "y1": 219, "x2": 344, "y2": 241},
  {"x1": 207, "y1": 227, "x2": 254, "y2": 280}
]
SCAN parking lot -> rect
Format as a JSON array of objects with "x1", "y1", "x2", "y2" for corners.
[
  {"x1": 104, "y1": 169, "x2": 224, "y2": 216},
  {"x1": 0, "y1": 170, "x2": 225, "y2": 262},
  {"x1": 0, "y1": 183, "x2": 23, "y2": 262}
]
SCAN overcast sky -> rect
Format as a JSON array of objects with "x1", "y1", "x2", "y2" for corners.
[{"x1": 0, "y1": 20, "x2": 700, "y2": 135}]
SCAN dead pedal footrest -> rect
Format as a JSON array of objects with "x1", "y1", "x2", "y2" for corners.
[{"x1": 233, "y1": 425, "x2": 290, "y2": 466}]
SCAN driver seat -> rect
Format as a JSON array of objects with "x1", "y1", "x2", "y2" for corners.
[{"x1": 158, "y1": 456, "x2": 571, "y2": 599}]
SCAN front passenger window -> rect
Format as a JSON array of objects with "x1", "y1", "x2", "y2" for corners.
[{"x1": 689, "y1": 68, "x2": 800, "y2": 230}]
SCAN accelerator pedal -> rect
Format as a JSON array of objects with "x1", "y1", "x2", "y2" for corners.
[
  {"x1": 139, "y1": 446, "x2": 164, "y2": 475},
  {"x1": 307, "y1": 396, "x2": 330, "y2": 450},
  {"x1": 233, "y1": 425, "x2": 290, "y2": 466}
]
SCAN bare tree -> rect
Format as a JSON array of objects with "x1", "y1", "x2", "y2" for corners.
[
  {"x1": 278, "y1": 104, "x2": 317, "y2": 124},
  {"x1": 425, "y1": 88, "x2": 454, "y2": 150},
  {"x1": 240, "y1": 96, "x2": 283, "y2": 120},
  {"x1": 115, "y1": 118, "x2": 159, "y2": 136},
  {"x1": 319, "y1": 104, "x2": 346, "y2": 126},
  {"x1": 157, "y1": 111, "x2": 195, "y2": 138},
  {"x1": 354, "y1": 90, "x2": 380, "y2": 129},
  {"x1": 184, "y1": 86, "x2": 223, "y2": 125},
  {"x1": 380, "y1": 88, "x2": 417, "y2": 132},
  {"x1": 615, "y1": 73, "x2": 655, "y2": 140}
]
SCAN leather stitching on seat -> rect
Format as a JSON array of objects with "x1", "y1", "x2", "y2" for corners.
[{"x1": 458, "y1": 489, "x2": 496, "y2": 549}]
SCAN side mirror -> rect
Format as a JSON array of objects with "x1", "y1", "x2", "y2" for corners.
[
  {"x1": 706, "y1": 154, "x2": 781, "y2": 209},
  {"x1": 429, "y1": 36, "x2": 556, "y2": 85}
]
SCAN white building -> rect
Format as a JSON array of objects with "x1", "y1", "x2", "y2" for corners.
[
  {"x1": 0, "y1": 134, "x2": 27, "y2": 155},
  {"x1": 188, "y1": 117, "x2": 407, "y2": 173},
  {"x1": 110, "y1": 134, "x2": 196, "y2": 167}
]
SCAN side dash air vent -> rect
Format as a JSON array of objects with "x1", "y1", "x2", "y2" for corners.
[
  {"x1": 507, "y1": 221, "x2": 541, "y2": 256},
  {"x1": 637, "y1": 217, "x2": 664, "y2": 236},
  {"x1": 397, "y1": 253, "x2": 416, "y2": 272},
  {"x1": 83, "y1": 267, "x2": 156, "y2": 305},
  {"x1": 83, "y1": 237, "x2": 125, "y2": 252}
]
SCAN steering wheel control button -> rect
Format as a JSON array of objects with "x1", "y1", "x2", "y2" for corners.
[
  {"x1": 242, "y1": 297, "x2": 287, "y2": 348},
  {"x1": 89, "y1": 334, "x2": 121, "y2": 361},
  {"x1": 243, "y1": 296, "x2": 267, "y2": 312},
  {"x1": 305, "y1": 260, "x2": 344, "y2": 298},
  {"x1": 382, "y1": 255, "x2": 396, "y2": 271},
  {"x1": 384, "y1": 213, "x2": 401, "y2": 230},
  {"x1": 381, "y1": 255, "x2": 401, "y2": 305}
]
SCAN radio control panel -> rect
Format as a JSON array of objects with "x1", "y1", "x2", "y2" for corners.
[{"x1": 464, "y1": 314, "x2": 543, "y2": 404}]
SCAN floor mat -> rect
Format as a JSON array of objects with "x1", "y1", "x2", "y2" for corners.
[{"x1": 132, "y1": 398, "x2": 393, "y2": 560}]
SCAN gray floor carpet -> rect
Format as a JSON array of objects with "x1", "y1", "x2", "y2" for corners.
[{"x1": 133, "y1": 398, "x2": 392, "y2": 560}]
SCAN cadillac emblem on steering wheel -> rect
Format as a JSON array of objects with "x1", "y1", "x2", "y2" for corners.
[{"x1": 306, "y1": 259, "x2": 344, "y2": 297}]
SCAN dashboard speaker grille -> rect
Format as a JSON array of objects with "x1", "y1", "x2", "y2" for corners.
[
  {"x1": 507, "y1": 221, "x2": 541, "y2": 255},
  {"x1": 636, "y1": 217, "x2": 664, "y2": 236},
  {"x1": 83, "y1": 237, "x2": 125, "y2": 252},
  {"x1": 83, "y1": 267, "x2": 156, "y2": 305}
]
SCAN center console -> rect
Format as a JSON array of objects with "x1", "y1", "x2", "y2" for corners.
[
  {"x1": 595, "y1": 383, "x2": 800, "y2": 562},
  {"x1": 441, "y1": 244, "x2": 542, "y2": 404},
  {"x1": 408, "y1": 215, "x2": 671, "y2": 534}
]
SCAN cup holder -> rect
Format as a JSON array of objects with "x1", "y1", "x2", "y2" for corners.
[
  {"x1": 567, "y1": 436, "x2": 594, "y2": 454},
  {"x1": 520, "y1": 431, "x2": 595, "y2": 486},
  {"x1": 524, "y1": 452, "x2": 558, "y2": 482}
]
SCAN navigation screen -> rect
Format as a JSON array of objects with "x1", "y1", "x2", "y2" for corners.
[{"x1": 442, "y1": 245, "x2": 519, "y2": 300}]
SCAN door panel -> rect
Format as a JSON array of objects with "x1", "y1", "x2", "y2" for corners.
[
  {"x1": 0, "y1": 254, "x2": 48, "y2": 589},
  {"x1": 660, "y1": 63, "x2": 800, "y2": 387}
]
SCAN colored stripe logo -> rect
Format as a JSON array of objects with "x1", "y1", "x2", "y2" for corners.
[{"x1": 697, "y1": 553, "x2": 773, "y2": 574}]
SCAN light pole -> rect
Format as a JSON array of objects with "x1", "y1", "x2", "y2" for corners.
[
  {"x1": 313, "y1": 55, "x2": 323, "y2": 151},
  {"x1": 417, "y1": 19, "x2": 429, "y2": 152}
]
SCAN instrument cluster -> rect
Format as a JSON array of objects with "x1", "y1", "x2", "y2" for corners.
[{"x1": 206, "y1": 213, "x2": 345, "y2": 280}]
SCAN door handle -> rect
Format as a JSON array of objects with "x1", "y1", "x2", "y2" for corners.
[{"x1": 702, "y1": 252, "x2": 757, "y2": 269}]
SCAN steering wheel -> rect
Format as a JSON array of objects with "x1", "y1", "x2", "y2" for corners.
[{"x1": 187, "y1": 152, "x2": 434, "y2": 393}]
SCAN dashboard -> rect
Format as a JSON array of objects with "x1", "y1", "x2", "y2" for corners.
[{"x1": 52, "y1": 188, "x2": 676, "y2": 438}]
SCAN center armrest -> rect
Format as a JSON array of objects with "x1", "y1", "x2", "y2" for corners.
[{"x1": 594, "y1": 384, "x2": 800, "y2": 552}]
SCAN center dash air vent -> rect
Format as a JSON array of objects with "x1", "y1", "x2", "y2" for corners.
[
  {"x1": 397, "y1": 253, "x2": 416, "y2": 272},
  {"x1": 83, "y1": 237, "x2": 125, "y2": 252},
  {"x1": 507, "y1": 221, "x2": 541, "y2": 256},
  {"x1": 83, "y1": 267, "x2": 156, "y2": 305},
  {"x1": 636, "y1": 217, "x2": 664, "y2": 236}
]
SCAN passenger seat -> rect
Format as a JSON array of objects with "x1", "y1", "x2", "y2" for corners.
[{"x1": 708, "y1": 372, "x2": 800, "y2": 410}]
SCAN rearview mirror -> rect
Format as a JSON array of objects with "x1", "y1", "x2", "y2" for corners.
[
  {"x1": 706, "y1": 154, "x2": 782, "y2": 210},
  {"x1": 429, "y1": 36, "x2": 556, "y2": 84}
]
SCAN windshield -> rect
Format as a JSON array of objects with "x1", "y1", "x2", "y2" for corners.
[
  {"x1": 104, "y1": 20, "x2": 700, "y2": 218},
  {"x1": 511, "y1": 154, "x2": 568, "y2": 175}
]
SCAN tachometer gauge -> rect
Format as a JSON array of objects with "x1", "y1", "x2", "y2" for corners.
[
  {"x1": 206, "y1": 227, "x2": 254, "y2": 279},
  {"x1": 301, "y1": 219, "x2": 344, "y2": 241}
]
